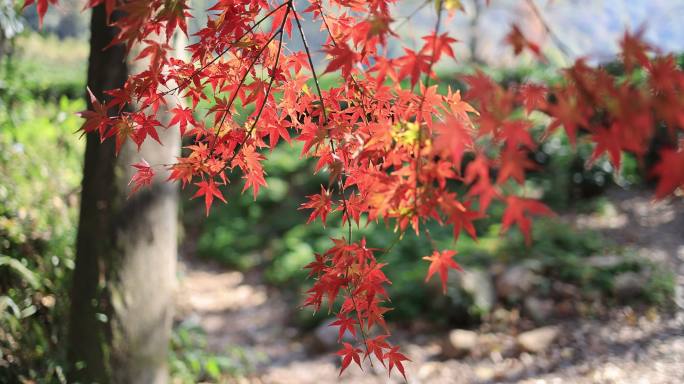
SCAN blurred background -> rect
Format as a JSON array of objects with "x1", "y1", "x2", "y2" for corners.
[{"x1": 1, "y1": 0, "x2": 683, "y2": 383}]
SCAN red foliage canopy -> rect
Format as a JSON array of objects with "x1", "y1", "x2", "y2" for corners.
[{"x1": 26, "y1": 0, "x2": 684, "y2": 377}]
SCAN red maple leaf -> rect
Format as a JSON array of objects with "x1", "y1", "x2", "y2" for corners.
[
  {"x1": 397, "y1": 48, "x2": 432, "y2": 88},
  {"x1": 620, "y1": 29, "x2": 651, "y2": 72},
  {"x1": 652, "y1": 148, "x2": 684, "y2": 199},
  {"x1": 384, "y1": 346, "x2": 410, "y2": 380},
  {"x1": 370, "y1": 56, "x2": 397, "y2": 84},
  {"x1": 23, "y1": 0, "x2": 58, "y2": 27},
  {"x1": 444, "y1": 87, "x2": 478, "y2": 124},
  {"x1": 421, "y1": 32, "x2": 458, "y2": 61},
  {"x1": 337, "y1": 342, "x2": 362, "y2": 376},
  {"x1": 546, "y1": 88, "x2": 589, "y2": 145},
  {"x1": 464, "y1": 155, "x2": 498, "y2": 211},
  {"x1": 128, "y1": 159, "x2": 155, "y2": 195},
  {"x1": 78, "y1": 88, "x2": 110, "y2": 137},
  {"x1": 238, "y1": 146, "x2": 267, "y2": 200},
  {"x1": 505, "y1": 24, "x2": 542, "y2": 58},
  {"x1": 501, "y1": 196, "x2": 554, "y2": 245},
  {"x1": 588, "y1": 123, "x2": 623, "y2": 168},
  {"x1": 497, "y1": 148, "x2": 537, "y2": 185},
  {"x1": 192, "y1": 180, "x2": 227, "y2": 216},
  {"x1": 441, "y1": 196, "x2": 482, "y2": 240},
  {"x1": 323, "y1": 43, "x2": 358, "y2": 78},
  {"x1": 329, "y1": 314, "x2": 357, "y2": 342},
  {"x1": 501, "y1": 120, "x2": 536, "y2": 151},
  {"x1": 304, "y1": 253, "x2": 327, "y2": 278},
  {"x1": 168, "y1": 106, "x2": 195, "y2": 136},
  {"x1": 519, "y1": 83, "x2": 547, "y2": 114},
  {"x1": 364, "y1": 335, "x2": 390, "y2": 366},
  {"x1": 432, "y1": 115, "x2": 473, "y2": 169},
  {"x1": 299, "y1": 186, "x2": 333, "y2": 226},
  {"x1": 423, "y1": 250, "x2": 462, "y2": 294}
]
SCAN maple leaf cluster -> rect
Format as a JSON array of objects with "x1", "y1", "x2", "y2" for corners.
[
  {"x1": 304, "y1": 238, "x2": 412, "y2": 377},
  {"x1": 505, "y1": 28, "x2": 684, "y2": 199},
  {"x1": 25, "y1": 0, "x2": 684, "y2": 378}
]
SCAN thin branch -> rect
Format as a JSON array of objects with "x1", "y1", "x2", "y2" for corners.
[
  {"x1": 208, "y1": 18, "x2": 287, "y2": 155},
  {"x1": 159, "y1": 2, "x2": 290, "y2": 99},
  {"x1": 291, "y1": 5, "x2": 328, "y2": 124},
  {"x1": 317, "y1": 5, "x2": 371, "y2": 125},
  {"x1": 292, "y1": 2, "x2": 372, "y2": 360},
  {"x1": 219, "y1": 17, "x2": 289, "y2": 174},
  {"x1": 394, "y1": 0, "x2": 431, "y2": 32},
  {"x1": 412, "y1": 0, "x2": 444, "y2": 226},
  {"x1": 524, "y1": 0, "x2": 575, "y2": 61}
]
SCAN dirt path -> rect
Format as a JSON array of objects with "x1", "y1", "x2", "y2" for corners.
[
  {"x1": 176, "y1": 189, "x2": 684, "y2": 383},
  {"x1": 570, "y1": 188, "x2": 684, "y2": 310}
]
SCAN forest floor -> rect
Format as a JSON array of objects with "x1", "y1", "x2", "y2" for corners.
[{"x1": 176, "y1": 188, "x2": 684, "y2": 384}]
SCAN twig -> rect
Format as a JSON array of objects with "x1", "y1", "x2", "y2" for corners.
[
  {"x1": 394, "y1": 0, "x2": 431, "y2": 32},
  {"x1": 219, "y1": 18, "x2": 289, "y2": 174},
  {"x1": 142, "y1": 3, "x2": 291, "y2": 110},
  {"x1": 292, "y1": 2, "x2": 371, "y2": 361},
  {"x1": 317, "y1": 6, "x2": 371, "y2": 124},
  {"x1": 208, "y1": 12, "x2": 289, "y2": 155},
  {"x1": 524, "y1": 0, "x2": 575, "y2": 61},
  {"x1": 412, "y1": 0, "x2": 444, "y2": 228}
]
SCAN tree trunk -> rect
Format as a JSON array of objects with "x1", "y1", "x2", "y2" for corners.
[{"x1": 68, "y1": 5, "x2": 179, "y2": 384}]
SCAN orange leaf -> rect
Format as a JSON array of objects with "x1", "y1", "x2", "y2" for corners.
[{"x1": 423, "y1": 250, "x2": 462, "y2": 294}]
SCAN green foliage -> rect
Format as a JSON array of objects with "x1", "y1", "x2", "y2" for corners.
[
  {"x1": 499, "y1": 219, "x2": 674, "y2": 306},
  {"x1": 0, "y1": 99, "x2": 84, "y2": 381},
  {"x1": 642, "y1": 267, "x2": 676, "y2": 307},
  {"x1": 498, "y1": 219, "x2": 607, "y2": 262},
  {"x1": 1, "y1": 34, "x2": 87, "y2": 100},
  {"x1": 528, "y1": 132, "x2": 642, "y2": 210},
  {"x1": 169, "y1": 322, "x2": 263, "y2": 383},
  {"x1": 0, "y1": 32, "x2": 84, "y2": 382},
  {"x1": 194, "y1": 142, "x2": 327, "y2": 271}
]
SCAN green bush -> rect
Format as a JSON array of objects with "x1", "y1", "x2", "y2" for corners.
[
  {"x1": 194, "y1": 142, "x2": 328, "y2": 270},
  {"x1": 498, "y1": 219, "x2": 674, "y2": 307},
  {"x1": 1, "y1": 34, "x2": 87, "y2": 101},
  {"x1": 0, "y1": 31, "x2": 86, "y2": 381},
  {"x1": 169, "y1": 322, "x2": 263, "y2": 383},
  {"x1": 0, "y1": 94, "x2": 84, "y2": 381}
]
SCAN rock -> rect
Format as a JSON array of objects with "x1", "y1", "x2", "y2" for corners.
[
  {"x1": 441, "y1": 329, "x2": 478, "y2": 358},
  {"x1": 312, "y1": 318, "x2": 353, "y2": 351},
  {"x1": 613, "y1": 271, "x2": 645, "y2": 299},
  {"x1": 493, "y1": 359, "x2": 525, "y2": 381},
  {"x1": 477, "y1": 333, "x2": 516, "y2": 359},
  {"x1": 474, "y1": 364, "x2": 496, "y2": 381},
  {"x1": 496, "y1": 265, "x2": 541, "y2": 301},
  {"x1": 586, "y1": 254, "x2": 626, "y2": 268},
  {"x1": 552, "y1": 281, "x2": 579, "y2": 299},
  {"x1": 417, "y1": 362, "x2": 441, "y2": 380},
  {"x1": 490, "y1": 307, "x2": 520, "y2": 326},
  {"x1": 461, "y1": 268, "x2": 495, "y2": 313},
  {"x1": 444, "y1": 268, "x2": 495, "y2": 323},
  {"x1": 524, "y1": 297, "x2": 554, "y2": 322},
  {"x1": 555, "y1": 300, "x2": 577, "y2": 317},
  {"x1": 516, "y1": 326, "x2": 559, "y2": 353}
]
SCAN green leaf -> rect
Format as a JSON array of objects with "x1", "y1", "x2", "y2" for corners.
[
  {"x1": 0, "y1": 255, "x2": 40, "y2": 289},
  {"x1": 204, "y1": 358, "x2": 221, "y2": 379},
  {"x1": 0, "y1": 295, "x2": 21, "y2": 317}
]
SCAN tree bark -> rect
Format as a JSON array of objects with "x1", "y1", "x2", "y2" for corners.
[{"x1": 68, "y1": 5, "x2": 179, "y2": 384}]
